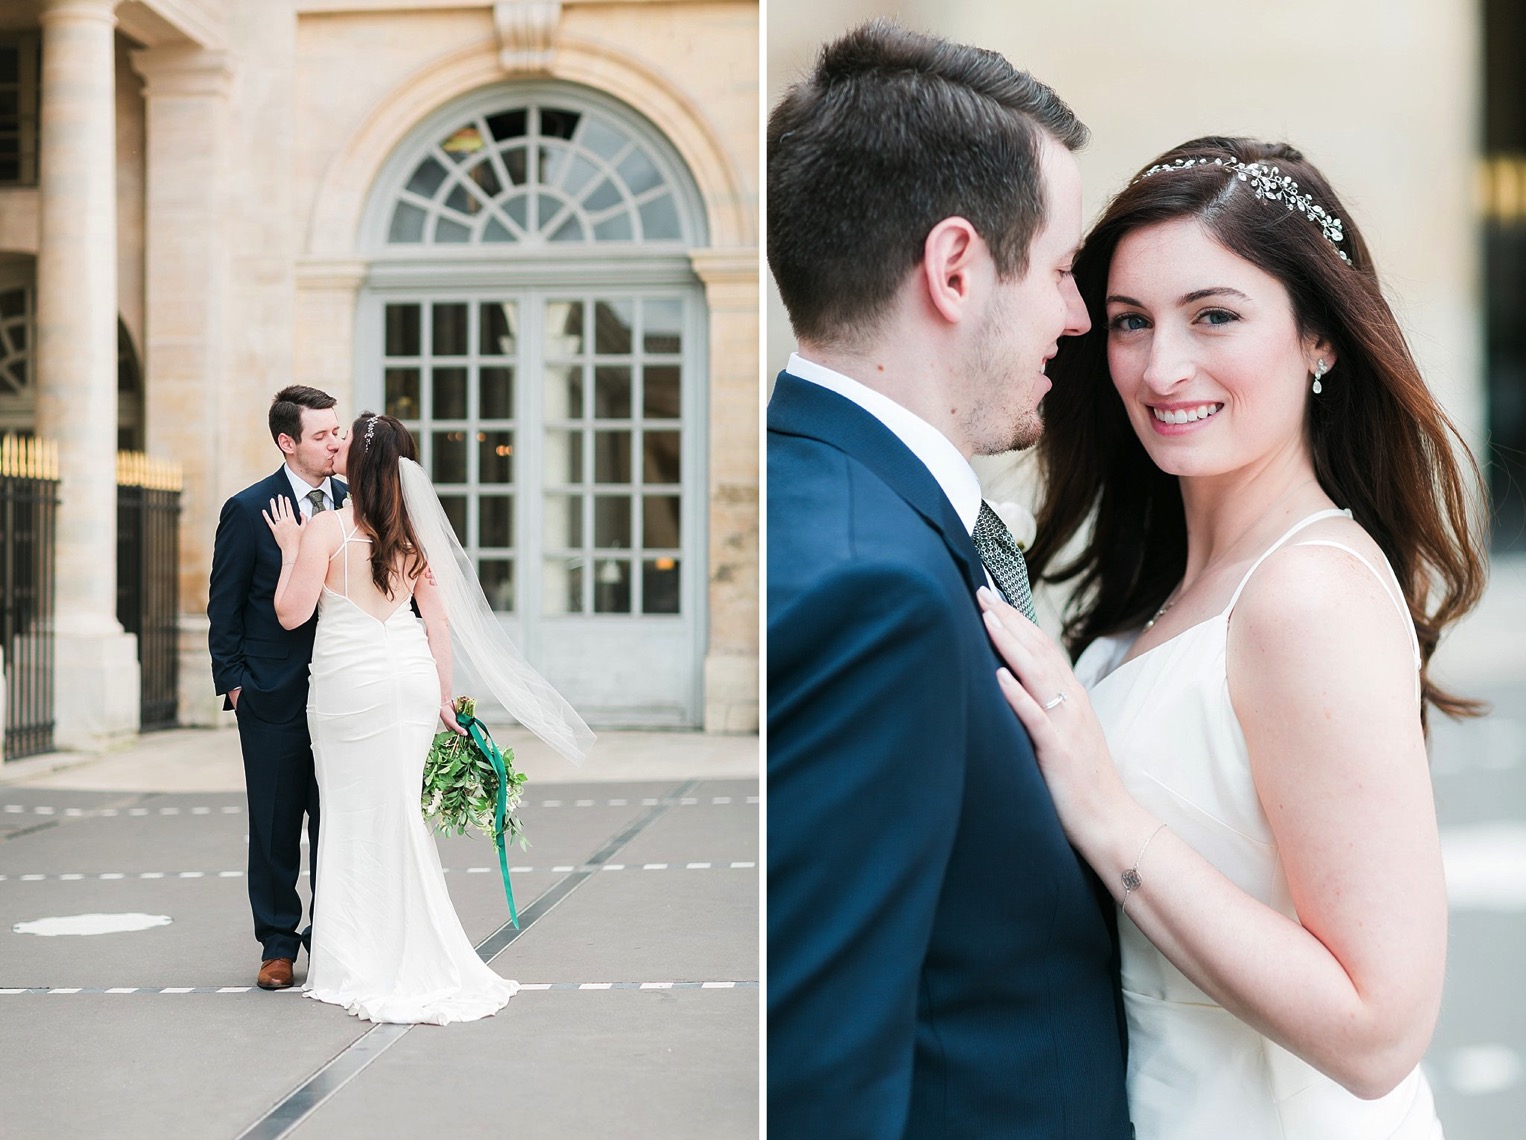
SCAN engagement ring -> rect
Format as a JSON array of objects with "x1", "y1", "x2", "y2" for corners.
[{"x1": 1041, "y1": 691, "x2": 1068, "y2": 711}]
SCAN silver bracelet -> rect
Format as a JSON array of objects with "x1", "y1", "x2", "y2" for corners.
[{"x1": 1120, "y1": 823, "x2": 1168, "y2": 916}]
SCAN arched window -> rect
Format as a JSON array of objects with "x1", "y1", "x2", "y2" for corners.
[
  {"x1": 386, "y1": 103, "x2": 690, "y2": 248},
  {"x1": 358, "y1": 85, "x2": 708, "y2": 726}
]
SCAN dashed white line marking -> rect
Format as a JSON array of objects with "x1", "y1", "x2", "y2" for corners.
[
  {"x1": 0, "y1": 980, "x2": 759, "y2": 996},
  {"x1": 0, "y1": 803, "x2": 246, "y2": 818},
  {"x1": 4, "y1": 862, "x2": 758, "y2": 882}
]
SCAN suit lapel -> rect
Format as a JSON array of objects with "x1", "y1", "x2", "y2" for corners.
[{"x1": 768, "y1": 371, "x2": 987, "y2": 595}]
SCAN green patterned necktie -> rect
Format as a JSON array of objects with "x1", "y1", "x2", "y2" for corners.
[
  {"x1": 307, "y1": 488, "x2": 327, "y2": 515},
  {"x1": 972, "y1": 500, "x2": 1037, "y2": 622}
]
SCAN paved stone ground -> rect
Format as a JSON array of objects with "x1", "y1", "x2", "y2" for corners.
[
  {"x1": 0, "y1": 729, "x2": 759, "y2": 1139},
  {"x1": 1423, "y1": 553, "x2": 1526, "y2": 1140}
]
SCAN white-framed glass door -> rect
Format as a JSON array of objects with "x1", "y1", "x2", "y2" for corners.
[
  {"x1": 356, "y1": 83, "x2": 711, "y2": 728},
  {"x1": 365, "y1": 284, "x2": 705, "y2": 725}
]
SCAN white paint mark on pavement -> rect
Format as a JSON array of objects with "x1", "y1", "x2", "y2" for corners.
[
  {"x1": 1441, "y1": 822, "x2": 1526, "y2": 910},
  {"x1": 13, "y1": 913, "x2": 172, "y2": 936},
  {"x1": 1445, "y1": 1045, "x2": 1523, "y2": 1095}
]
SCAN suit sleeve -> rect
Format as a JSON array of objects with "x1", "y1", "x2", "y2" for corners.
[
  {"x1": 207, "y1": 495, "x2": 255, "y2": 697},
  {"x1": 767, "y1": 559, "x2": 968, "y2": 1139}
]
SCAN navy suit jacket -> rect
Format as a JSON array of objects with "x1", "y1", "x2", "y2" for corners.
[
  {"x1": 208, "y1": 468, "x2": 347, "y2": 725},
  {"x1": 767, "y1": 372, "x2": 1131, "y2": 1139}
]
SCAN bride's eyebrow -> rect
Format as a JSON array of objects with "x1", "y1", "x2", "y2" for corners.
[{"x1": 1105, "y1": 286, "x2": 1252, "y2": 307}]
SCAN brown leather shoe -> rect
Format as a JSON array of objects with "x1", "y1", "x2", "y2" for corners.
[{"x1": 257, "y1": 957, "x2": 294, "y2": 990}]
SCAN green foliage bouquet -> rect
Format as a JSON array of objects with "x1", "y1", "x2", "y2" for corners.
[{"x1": 421, "y1": 696, "x2": 529, "y2": 849}]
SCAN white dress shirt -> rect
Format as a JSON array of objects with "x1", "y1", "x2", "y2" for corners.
[{"x1": 282, "y1": 464, "x2": 337, "y2": 518}]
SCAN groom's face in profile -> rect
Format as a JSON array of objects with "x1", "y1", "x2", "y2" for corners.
[
  {"x1": 281, "y1": 407, "x2": 343, "y2": 482},
  {"x1": 966, "y1": 134, "x2": 1089, "y2": 455}
]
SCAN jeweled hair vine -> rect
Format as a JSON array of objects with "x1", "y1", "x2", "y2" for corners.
[{"x1": 1134, "y1": 156, "x2": 1350, "y2": 264}]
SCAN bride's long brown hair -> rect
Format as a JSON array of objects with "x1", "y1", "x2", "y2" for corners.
[
  {"x1": 1031, "y1": 137, "x2": 1489, "y2": 724},
  {"x1": 344, "y1": 412, "x2": 426, "y2": 597}
]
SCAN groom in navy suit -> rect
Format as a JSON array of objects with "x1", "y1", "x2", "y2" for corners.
[
  {"x1": 767, "y1": 22, "x2": 1132, "y2": 1137},
  {"x1": 208, "y1": 386, "x2": 346, "y2": 990}
]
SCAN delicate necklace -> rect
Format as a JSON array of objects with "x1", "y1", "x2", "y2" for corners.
[{"x1": 1143, "y1": 589, "x2": 1180, "y2": 632}]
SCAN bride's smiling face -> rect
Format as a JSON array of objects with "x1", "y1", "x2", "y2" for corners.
[{"x1": 1104, "y1": 218, "x2": 1332, "y2": 479}]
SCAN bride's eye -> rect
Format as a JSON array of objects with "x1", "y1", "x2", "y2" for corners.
[
  {"x1": 1198, "y1": 308, "x2": 1239, "y2": 326},
  {"x1": 1108, "y1": 312, "x2": 1148, "y2": 333}
]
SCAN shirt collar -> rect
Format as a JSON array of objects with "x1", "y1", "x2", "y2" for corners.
[
  {"x1": 788, "y1": 352, "x2": 983, "y2": 534},
  {"x1": 283, "y1": 463, "x2": 334, "y2": 509}
]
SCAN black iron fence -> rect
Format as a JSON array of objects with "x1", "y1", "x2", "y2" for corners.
[
  {"x1": 0, "y1": 436, "x2": 57, "y2": 760},
  {"x1": 117, "y1": 453, "x2": 181, "y2": 732}
]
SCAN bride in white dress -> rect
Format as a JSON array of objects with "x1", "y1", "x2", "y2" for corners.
[
  {"x1": 264, "y1": 412, "x2": 593, "y2": 1025},
  {"x1": 979, "y1": 139, "x2": 1487, "y2": 1138}
]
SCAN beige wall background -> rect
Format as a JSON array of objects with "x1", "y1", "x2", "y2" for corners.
[{"x1": 766, "y1": 1, "x2": 1485, "y2": 505}]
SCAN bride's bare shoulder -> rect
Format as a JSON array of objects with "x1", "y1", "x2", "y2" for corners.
[{"x1": 1229, "y1": 526, "x2": 1415, "y2": 685}]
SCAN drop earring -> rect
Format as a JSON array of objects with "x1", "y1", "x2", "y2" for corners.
[{"x1": 1312, "y1": 358, "x2": 1328, "y2": 395}]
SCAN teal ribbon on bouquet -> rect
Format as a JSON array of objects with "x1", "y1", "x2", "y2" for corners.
[{"x1": 456, "y1": 711, "x2": 519, "y2": 928}]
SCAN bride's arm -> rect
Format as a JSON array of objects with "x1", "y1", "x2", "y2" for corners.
[
  {"x1": 980, "y1": 545, "x2": 1446, "y2": 1100},
  {"x1": 413, "y1": 567, "x2": 466, "y2": 735},
  {"x1": 263, "y1": 501, "x2": 338, "y2": 629}
]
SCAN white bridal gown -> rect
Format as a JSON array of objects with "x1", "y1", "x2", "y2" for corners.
[
  {"x1": 303, "y1": 514, "x2": 517, "y2": 1024},
  {"x1": 1075, "y1": 509, "x2": 1444, "y2": 1139}
]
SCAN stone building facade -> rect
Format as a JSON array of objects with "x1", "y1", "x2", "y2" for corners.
[{"x1": 0, "y1": 0, "x2": 759, "y2": 748}]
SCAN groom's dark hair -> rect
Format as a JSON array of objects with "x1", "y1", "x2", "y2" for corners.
[
  {"x1": 269, "y1": 385, "x2": 338, "y2": 445},
  {"x1": 768, "y1": 20, "x2": 1087, "y2": 346}
]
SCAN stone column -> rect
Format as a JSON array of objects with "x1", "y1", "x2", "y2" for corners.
[
  {"x1": 129, "y1": 45, "x2": 233, "y2": 728},
  {"x1": 690, "y1": 248, "x2": 759, "y2": 733},
  {"x1": 34, "y1": 0, "x2": 140, "y2": 748}
]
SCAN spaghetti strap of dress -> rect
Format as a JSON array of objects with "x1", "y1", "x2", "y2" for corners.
[
  {"x1": 1220, "y1": 508, "x2": 1352, "y2": 615},
  {"x1": 325, "y1": 512, "x2": 372, "y2": 601},
  {"x1": 1288, "y1": 538, "x2": 1423, "y2": 670}
]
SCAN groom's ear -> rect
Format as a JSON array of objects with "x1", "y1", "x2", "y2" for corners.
[
  {"x1": 276, "y1": 432, "x2": 298, "y2": 457},
  {"x1": 921, "y1": 217, "x2": 984, "y2": 325}
]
